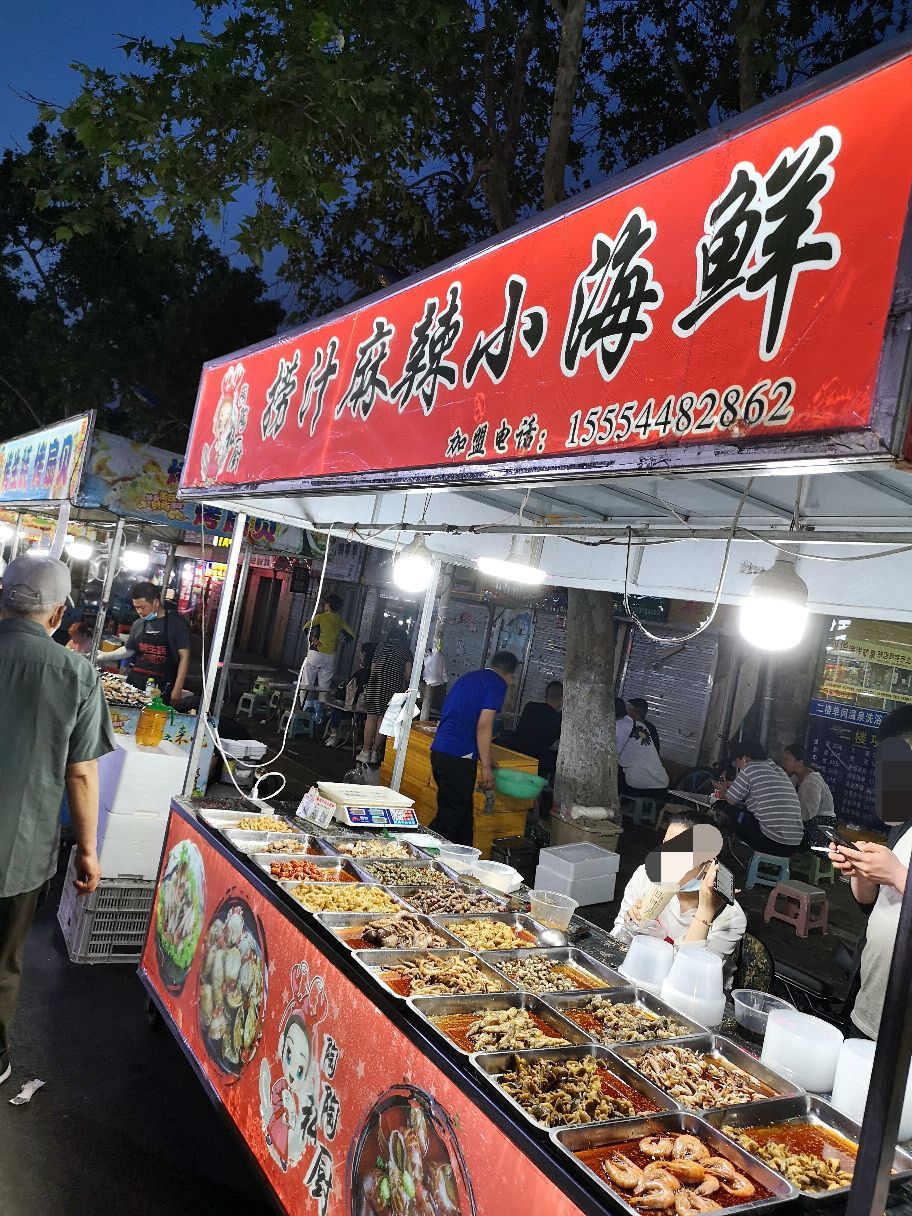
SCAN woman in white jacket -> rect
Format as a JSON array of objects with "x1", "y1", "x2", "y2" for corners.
[{"x1": 611, "y1": 814, "x2": 747, "y2": 986}]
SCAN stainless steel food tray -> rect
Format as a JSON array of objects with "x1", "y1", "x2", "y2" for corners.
[
  {"x1": 387, "y1": 884, "x2": 510, "y2": 916},
  {"x1": 610, "y1": 1034, "x2": 803, "y2": 1113},
  {"x1": 551, "y1": 1109, "x2": 797, "y2": 1215},
  {"x1": 251, "y1": 854, "x2": 367, "y2": 882},
  {"x1": 408, "y1": 991, "x2": 592, "y2": 1056},
  {"x1": 542, "y1": 986, "x2": 707, "y2": 1045},
  {"x1": 352, "y1": 948, "x2": 517, "y2": 999},
  {"x1": 280, "y1": 881, "x2": 412, "y2": 915},
  {"x1": 470, "y1": 1043, "x2": 679, "y2": 1133},
  {"x1": 702, "y1": 1093, "x2": 912, "y2": 1201},
  {"x1": 481, "y1": 947, "x2": 624, "y2": 994},
  {"x1": 354, "y1": 857, "x2": 461, "y2": 885},
  {"x1": 431, "y1": 913, "x2": 549, "y2": 950},
  {"x1": 199, "y1": 808, "x2": 296, "y2": 830},
  {"x1": 325, "y1": 835, "x2": 430, "y2": 860},
  {"x1": 316, "y1": 912, "x2": 463, "y2": 951},
  {"x1": 222, "y1": 829, "x2": 319, "y2": 853}
]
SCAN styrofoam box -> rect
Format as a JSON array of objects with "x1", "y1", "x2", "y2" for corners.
[
  {"x1": 533, "y1": 861, "x2": 617, "y2": 907},
  {"x1": 221, "y1": 738, "x2": 269, "y2": 761},
  {"x1": 98, "y1": 735, "x2": 189, "y2": 817},
  {"x1": 97, "y1": 804, "x2": 169, "y2": 879},
  {"x1": 536, "y1": 842, "x2": 620, "y2": 880}
]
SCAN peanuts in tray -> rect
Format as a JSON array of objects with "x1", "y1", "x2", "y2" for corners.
[{"x1": 361, "y1": 861, "x2": 457, "y2": 887}]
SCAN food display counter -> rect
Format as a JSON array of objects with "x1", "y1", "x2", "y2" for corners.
[{"x1": 140, "y1": 800, "x2": 912, "y2": 1216}]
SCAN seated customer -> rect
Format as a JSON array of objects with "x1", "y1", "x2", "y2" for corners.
[
  {"x1": 782, "y1": 741, "x2": 836, "y2": 847},
  {"x1": 616, "y1": 696, "x2": 669, "y2": 802},
  {"x1": 628, "y1": 696, "x2": 660, "y2": 754},
  {"x1": 510, "y1": 680, "x2": 563, "y2": 781},
  {"x1": 714, "y1": 738, "x2": 804, "y2": 857},
  {"x1": 611, "y1": 814, "x2": 747, "y2": 986}
]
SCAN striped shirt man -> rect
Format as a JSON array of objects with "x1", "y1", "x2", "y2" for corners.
[{"x1": 726, "y1": 760, "x2": 804, "y2": 847}]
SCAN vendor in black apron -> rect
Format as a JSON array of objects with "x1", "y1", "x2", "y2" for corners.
[{"x1": 97, "y1": 581, "x2": 191, "y2": 707}]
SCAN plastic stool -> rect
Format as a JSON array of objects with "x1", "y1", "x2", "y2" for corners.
[
  {"x1": 620, "y1": 797, "x2": 659, "y2": 827},
  {"x1": 789, "y1": 851, "x2": 836, "y2": 886},
  {"x1": 236, "y1": 693, "x2": 269, "y2": 720},
  {"x1": 764, "y1": 880, "x2": 829, "y2": 938},
  {"x1": 744, "y1": 852, "x2": 791, "y2": 889},
  {"x1": 279, "y1": 709, "x2": 316, "y2": 740}
]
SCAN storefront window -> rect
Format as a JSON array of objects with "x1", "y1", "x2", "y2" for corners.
[{"x1": 819, "y1": 617, "x2": 912, "y2": 709}]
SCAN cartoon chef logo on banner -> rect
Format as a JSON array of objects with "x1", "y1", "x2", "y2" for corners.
[
  {"x1": 200, "y1": 362, "x2": 249, "y2": 483},
  {"x1": 260, "y1": 958, "x2": 340, "y2": 1207}
]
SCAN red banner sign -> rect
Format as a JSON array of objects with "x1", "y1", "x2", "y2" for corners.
[
  {"x1": 181, "y1": 49, "x2": 912, "y2": 496},
  {"x1": 140, "y1": 809, "x2": 590, "y2": 1216}
]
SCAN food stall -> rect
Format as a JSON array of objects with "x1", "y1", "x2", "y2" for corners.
[{"x1": 145, "y1": 37, "x2": 912, "y2": 1216}]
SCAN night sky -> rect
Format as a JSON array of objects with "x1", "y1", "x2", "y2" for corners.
[{"x1": 1, "y1": 0, "x2": 202, "y2": 149}]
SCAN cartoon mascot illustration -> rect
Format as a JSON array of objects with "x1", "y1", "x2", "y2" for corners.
[
  {"x1": 200, "y1": 363, "x2": 247, "y2": 483},
  {"x1": 259, "y1": 960, "x2": 327, "y2": 1172}
]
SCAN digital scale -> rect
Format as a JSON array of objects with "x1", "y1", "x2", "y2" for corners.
[{"x1": 313, "y1": 781, "x2": 421, "y2": 830}]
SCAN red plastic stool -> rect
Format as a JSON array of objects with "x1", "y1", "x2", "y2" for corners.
[{"x1": 764, "y1": 880, "x2": 829, "y2": 938}]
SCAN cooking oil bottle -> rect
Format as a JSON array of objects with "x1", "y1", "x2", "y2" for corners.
[{"x1": 135, "y1": 694, "x2": 172, "y2": 747}]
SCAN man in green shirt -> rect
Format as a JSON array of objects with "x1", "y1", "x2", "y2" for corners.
[{"x1": 0, "y1": 555, "x2": 115, "y2": 1086}]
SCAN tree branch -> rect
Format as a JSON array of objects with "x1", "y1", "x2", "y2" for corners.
[{"x1": 0, "y1": 373, "x2": 45, "y2": 428}]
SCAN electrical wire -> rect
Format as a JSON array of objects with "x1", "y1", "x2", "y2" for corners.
[
  {"x1": 623, "y1": 478, "x2": 754, "y2": 645},
  {"x1": 742, "y1": 531, "x2": 912, "y2": 561}
]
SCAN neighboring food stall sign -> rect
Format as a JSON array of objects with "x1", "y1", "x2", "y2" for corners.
[
  {"x1": 142, "y1": 808, "x2": 590, "y2": 1216},
  {"x1": 0, "y1": 413, "x2": 93, "y2": 505},
  {"x1": 181, "y1": 46, "x2": 912, "y2": 496},
  {"x1": 79, "y1": 430, "x2": 304, "y2": 552}
]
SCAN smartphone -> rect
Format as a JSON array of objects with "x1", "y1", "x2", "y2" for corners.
[
  {"x1": 712, "y1": 862, "x2": 735, "y2": 906},
  {"x1": 815, "y1": 823, "x2": 852, "y2": 849}
]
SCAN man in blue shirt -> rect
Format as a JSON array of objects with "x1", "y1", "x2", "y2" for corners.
[{"x1": 429, "y1": 651, "x2": 519, "y2": 846}]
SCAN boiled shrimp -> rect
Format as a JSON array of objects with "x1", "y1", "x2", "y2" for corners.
[
  {"x1": 674, "y1": 1191, "x2": 722, "y2": 1215},
  {"x1": 663, "y1": 1160, "x2": 706, "y2": 1185},
  {"x1": 601, "y1": 1153, "x2": 644, "y2": 1190},
  {"x1": 640, "y1": 1136, "x2": 674, "y2": 1159},
  {"x1": 701, "y1": 1157, "x2": 755, "y2": 1199},
  {"x1": 634, "y1": 1176, "x2": 680, "y2": 1210},
  {"x1": 672, "y1": 1135, "x2": 710, "y2": 1162},
  {"x1": 694, "y1": 1175, "x2": 720, "y2": 1197}
]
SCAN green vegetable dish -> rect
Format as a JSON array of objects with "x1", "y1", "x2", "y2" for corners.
[{"x1": 155, "y1": 839, "x2": 206, "y2": 994}]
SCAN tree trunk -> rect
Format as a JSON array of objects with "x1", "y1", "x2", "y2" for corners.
[
  {"x1": 735, "y1": 0, "x2": 765, "y2": 112},
  {"x1": 543, "y1": 0, "x2": 586, "y2": 209},
  {"x1": 554, "y1": 586, "x2": 620, "y2": 820}
]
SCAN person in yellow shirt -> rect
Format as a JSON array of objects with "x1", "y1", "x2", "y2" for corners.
[{"x1": 301, "y1": 594, "x2": 354, "y2": 722}]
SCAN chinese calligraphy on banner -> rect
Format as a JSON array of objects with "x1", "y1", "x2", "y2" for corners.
[
  {"x1": 0, "y1": 414, "x2": 92, "y2": 505},
  {"x1": 141, "y1": 808, "x2": 589, "y2": 1216},
  {"x1": 181, "y1": 51, "x2": 912, "y2": 495}
]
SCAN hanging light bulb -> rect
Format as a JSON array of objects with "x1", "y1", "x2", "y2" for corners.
[
  {"x1": 739, "y1": 557, "x2": 809, "y2": 651},
  {"x1": 477, "y1": 534, "x2": 546, "y2": 586},
  {"x1": 393, "y1": 535, "x2": 434, "y2": 593},
  {"x1": 66, "y1": 537, "x2": 95, "y2": 561},
  {"x1": 122, "y1": 544, "x2": 151, "y2": 573}
]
